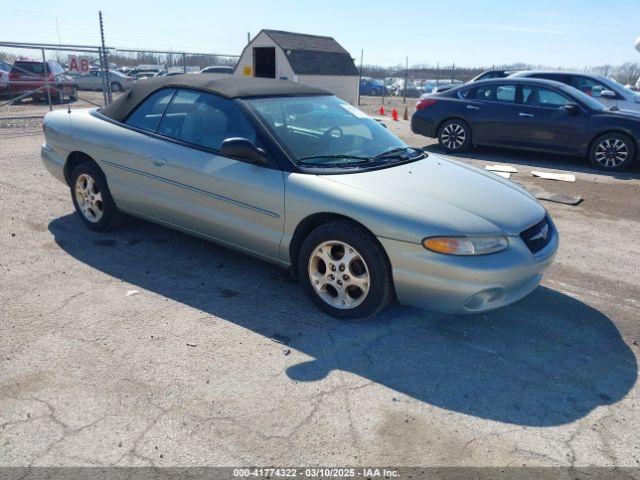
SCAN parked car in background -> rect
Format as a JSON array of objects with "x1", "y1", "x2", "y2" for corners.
[
  {"x1": 68, "y1": 69, "x2": 134, "y2": 92},
  {"x1": 384, "y1": 77, "x2": 401, "y2": 95},
  {"x1": 126, "y1": 68, "x2": 162, "y2": 79},
  {"x1": 130, "y1": 71, "x2": 158, "y2": 81},
  {"x1": 41, "y1": 76, "x2": 557, "y2": 319},
  {"x1": 9, "y1": 59, "x2": 76, "y2": 103},
  {"x1": 470, "y1": 70, "x2": 518, "y2": 82},
  {"x1": 155, "y1": 71, "x2": 184, "y2": 77},
  {"x1": 0, "y1": 59, "x2": 12, "y2": 97},
  {"x1": 418, "y1": 80, "x2": 438, "y2": 95},
  {"x1": 411, "y1": 78, "x2": 640, "y2": 171},
  {"x1": 395, "y1": 83, "x2": 421, "y2": 98},
  {"x1": 635, "y1": 76, "x2": 640, "y2": 91},
  {"x1": 510, "y1": 71, "x2": 640, "y2": 112},
  {"x1": 200, "y1": 66, "x2": 234, "y2": 75},
  {"x1": 420, "y1": 80, "x2": 464, "y2": 95},
  {"x1": 434, "y1": 80, "x2": 464, "y2": 93},
  {"x1": 359, "y1": 77, "x2": 385, "y2": 96}
]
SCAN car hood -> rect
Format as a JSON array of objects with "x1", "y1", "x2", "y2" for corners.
[
  {"x1": 319, "y1": 154, "x2": 546, "y2": 237},
  {"x1": 611, "y1": 107, "x2": 640, "y2": 117}
]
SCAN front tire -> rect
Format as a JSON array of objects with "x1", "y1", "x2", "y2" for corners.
[
  {"x1": 438, "y1": 119, "x2": 472, "y2": 153},
  {"x1": 70, "y1": 162, "x2": 123, "y2": 231},
  {"x1": 110, "y1": 82, "x2": 122, "y2": 92},
  {"x1": 298, "y1": 221, "x2": 393, "y2": 319},
  {"x1": 589, "y1": 133, "x2": 636, "y2": 171}
]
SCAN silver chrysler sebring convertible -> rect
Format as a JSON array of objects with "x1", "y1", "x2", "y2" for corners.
[{"x1": 41, "y1": 75, "x2": 558, "y2": 319}]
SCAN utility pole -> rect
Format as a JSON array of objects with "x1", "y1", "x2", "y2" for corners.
[
  {"x1": 358, "y1": 49, "x2": 363, "y2": 106},
  {"x1": 402, "y1": 56, "x2": 408, "y2": 104},
  {"x1": 55, "y1": 18, "x2": 62, "y2": 45},
  {"x1": 99, "y1": 11, "x2": 112, "y2": 105},
  {"x1": 42, "y1": 49, "x2": 52, "y2": 111},
  {"x1": 54, "y1": 18, "x2": 63, "y2": 62}
]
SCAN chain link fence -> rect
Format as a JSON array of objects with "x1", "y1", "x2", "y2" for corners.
[{"x1": 0, "y1": 41, "x2": 239, "y2": 133}]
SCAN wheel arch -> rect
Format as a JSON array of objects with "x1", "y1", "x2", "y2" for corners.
[
  {"x1": 288, "y1": 212, "x2": 393, "y2": 281},
  {"x1": 64, "y1": 151, "x2": 102, "y2": 186}
]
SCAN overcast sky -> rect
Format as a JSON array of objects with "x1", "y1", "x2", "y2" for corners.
[{"x1": 4, "y1": 0, "x2": 640, "y2": 67}]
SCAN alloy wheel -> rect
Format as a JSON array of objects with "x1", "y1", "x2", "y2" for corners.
[
  {"x1": 441, "y1": 123, "x2": 466, "y2": 150},
  {"x1": 75, "y1": 173, "x2": 104, "y2": 223},
  {"x1": 594, "y1": 138, "x2": 628, "y2": 168},
  {"x1": 308, "y1": 240, "x2": 370, "y2": 309}
]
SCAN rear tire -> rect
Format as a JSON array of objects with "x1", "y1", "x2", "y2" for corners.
[
  {"x1": 70, "y1": 162, "x2": 124, "y2": 231},
  {"x1": 589, "y1": 133, "x2": 636, "y2": 171},
  {"x1": 438, "y1": 119, "x2": 472, "y2": 153},
  {"x1": 298, "y1": 220, "x2": 393, "y2": 320},
  {"x1": 110, "y1": 82, "x2": 122, "y2": 92}
]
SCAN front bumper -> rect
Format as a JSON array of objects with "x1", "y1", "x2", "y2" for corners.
[{"x1": 379, "y1": 222, "x2": 559, "y2": 314}]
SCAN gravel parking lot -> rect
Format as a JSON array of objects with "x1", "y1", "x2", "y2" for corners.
[{"x1": 1, "y1": 113, "x2": 639, "y2": 468}]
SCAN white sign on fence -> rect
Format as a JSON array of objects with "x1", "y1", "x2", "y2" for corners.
[{"x1": 68, "y1": 56, "x2": 91, "y2": 75}]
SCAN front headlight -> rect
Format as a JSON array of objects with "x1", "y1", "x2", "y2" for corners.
[{"x1": 422, "y1": 236, "x2": 508, "y2": 255}]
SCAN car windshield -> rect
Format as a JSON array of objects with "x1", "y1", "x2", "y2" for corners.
[{"x1": 246, "y1": 95, "x2": 422, "y2": 168}]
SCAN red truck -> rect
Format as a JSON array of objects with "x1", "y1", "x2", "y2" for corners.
[{"x1": 9, "y1": 59, "x2": 77, "y2": 103}]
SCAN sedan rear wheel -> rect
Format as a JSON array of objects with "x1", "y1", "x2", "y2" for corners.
[
  {"x1": 70, "y1": 162, "x2": 124, "y2": 231},
  {"x1": 438, "y1": 119, "x2": 471, "y2": 153},
  {"x1": 75, "y1": 173, "x2": 104, "y2": 223},
  {"x1": 589, "y1": 133, "x2": 635, "y2": 171},
  {"x1": 298, "y1": 220, "x2": 393, "y2": 319}
]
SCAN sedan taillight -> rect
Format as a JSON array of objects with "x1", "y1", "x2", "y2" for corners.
[{"x1": 416, "y1": 99, "x2": 437, "y2": 110}]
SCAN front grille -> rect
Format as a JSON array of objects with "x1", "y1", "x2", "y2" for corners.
[{"x1": 520, "y1": 216, "x2": 552, "y2": 253}]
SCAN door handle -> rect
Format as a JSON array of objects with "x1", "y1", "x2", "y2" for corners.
[
  {"x1": 518, "y1": 112, "x2": 534, "y2": 118},
  {"x1": 467, "y1": 105, "x2": 480, "y2": 110},
  {"x1": 150, "y1": 156, "x2": 167, "y2": 166}
]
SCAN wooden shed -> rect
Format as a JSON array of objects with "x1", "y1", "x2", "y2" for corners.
[{"x1": 234, "y1": 29, "x2": 360, "y2": 105}]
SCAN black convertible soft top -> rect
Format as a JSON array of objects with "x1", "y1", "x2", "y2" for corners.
[{"x1": 99, "y1": 75, "x2": 330, "y2": 122}]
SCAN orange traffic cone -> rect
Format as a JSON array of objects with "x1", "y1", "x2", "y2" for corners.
[
  {"x1": 379, "y1": 105, "x2": 385, "y2": 116},
  {"x1": 392, "y1": 108, "x2": 399, "y2": 121}
]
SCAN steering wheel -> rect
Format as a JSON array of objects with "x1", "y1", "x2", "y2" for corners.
[{"x1": 322, "y1": 126, "x2": 344, "y2": 141}]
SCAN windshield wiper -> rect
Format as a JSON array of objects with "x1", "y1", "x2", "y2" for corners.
[
  {"x1": 374, "y1": 146, "x2": 412, "y2": 159},
  {"x1": 374, "y1": 146, "x2": 427, "y2": 161},
  {"x1": 609, "y1": 106, "x2": 620, "y2": 111},
  {"x1": 297, "y1": 154, "x2": 372, "y2": 166}
]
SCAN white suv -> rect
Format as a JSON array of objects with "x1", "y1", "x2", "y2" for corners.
[{"x1": 510, "y1": 71, "x2": 640, "y2": 112}]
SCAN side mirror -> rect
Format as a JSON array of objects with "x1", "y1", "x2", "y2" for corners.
[
  {"x1": 220, "y1": 138, "x2": 268, "y2": 165},
  {"x1": 563, "y1": 103, "x2": 580, "y2": 115},
  {"x1": 600, "y1": 89, "x2": 617, "y2": 99}
]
